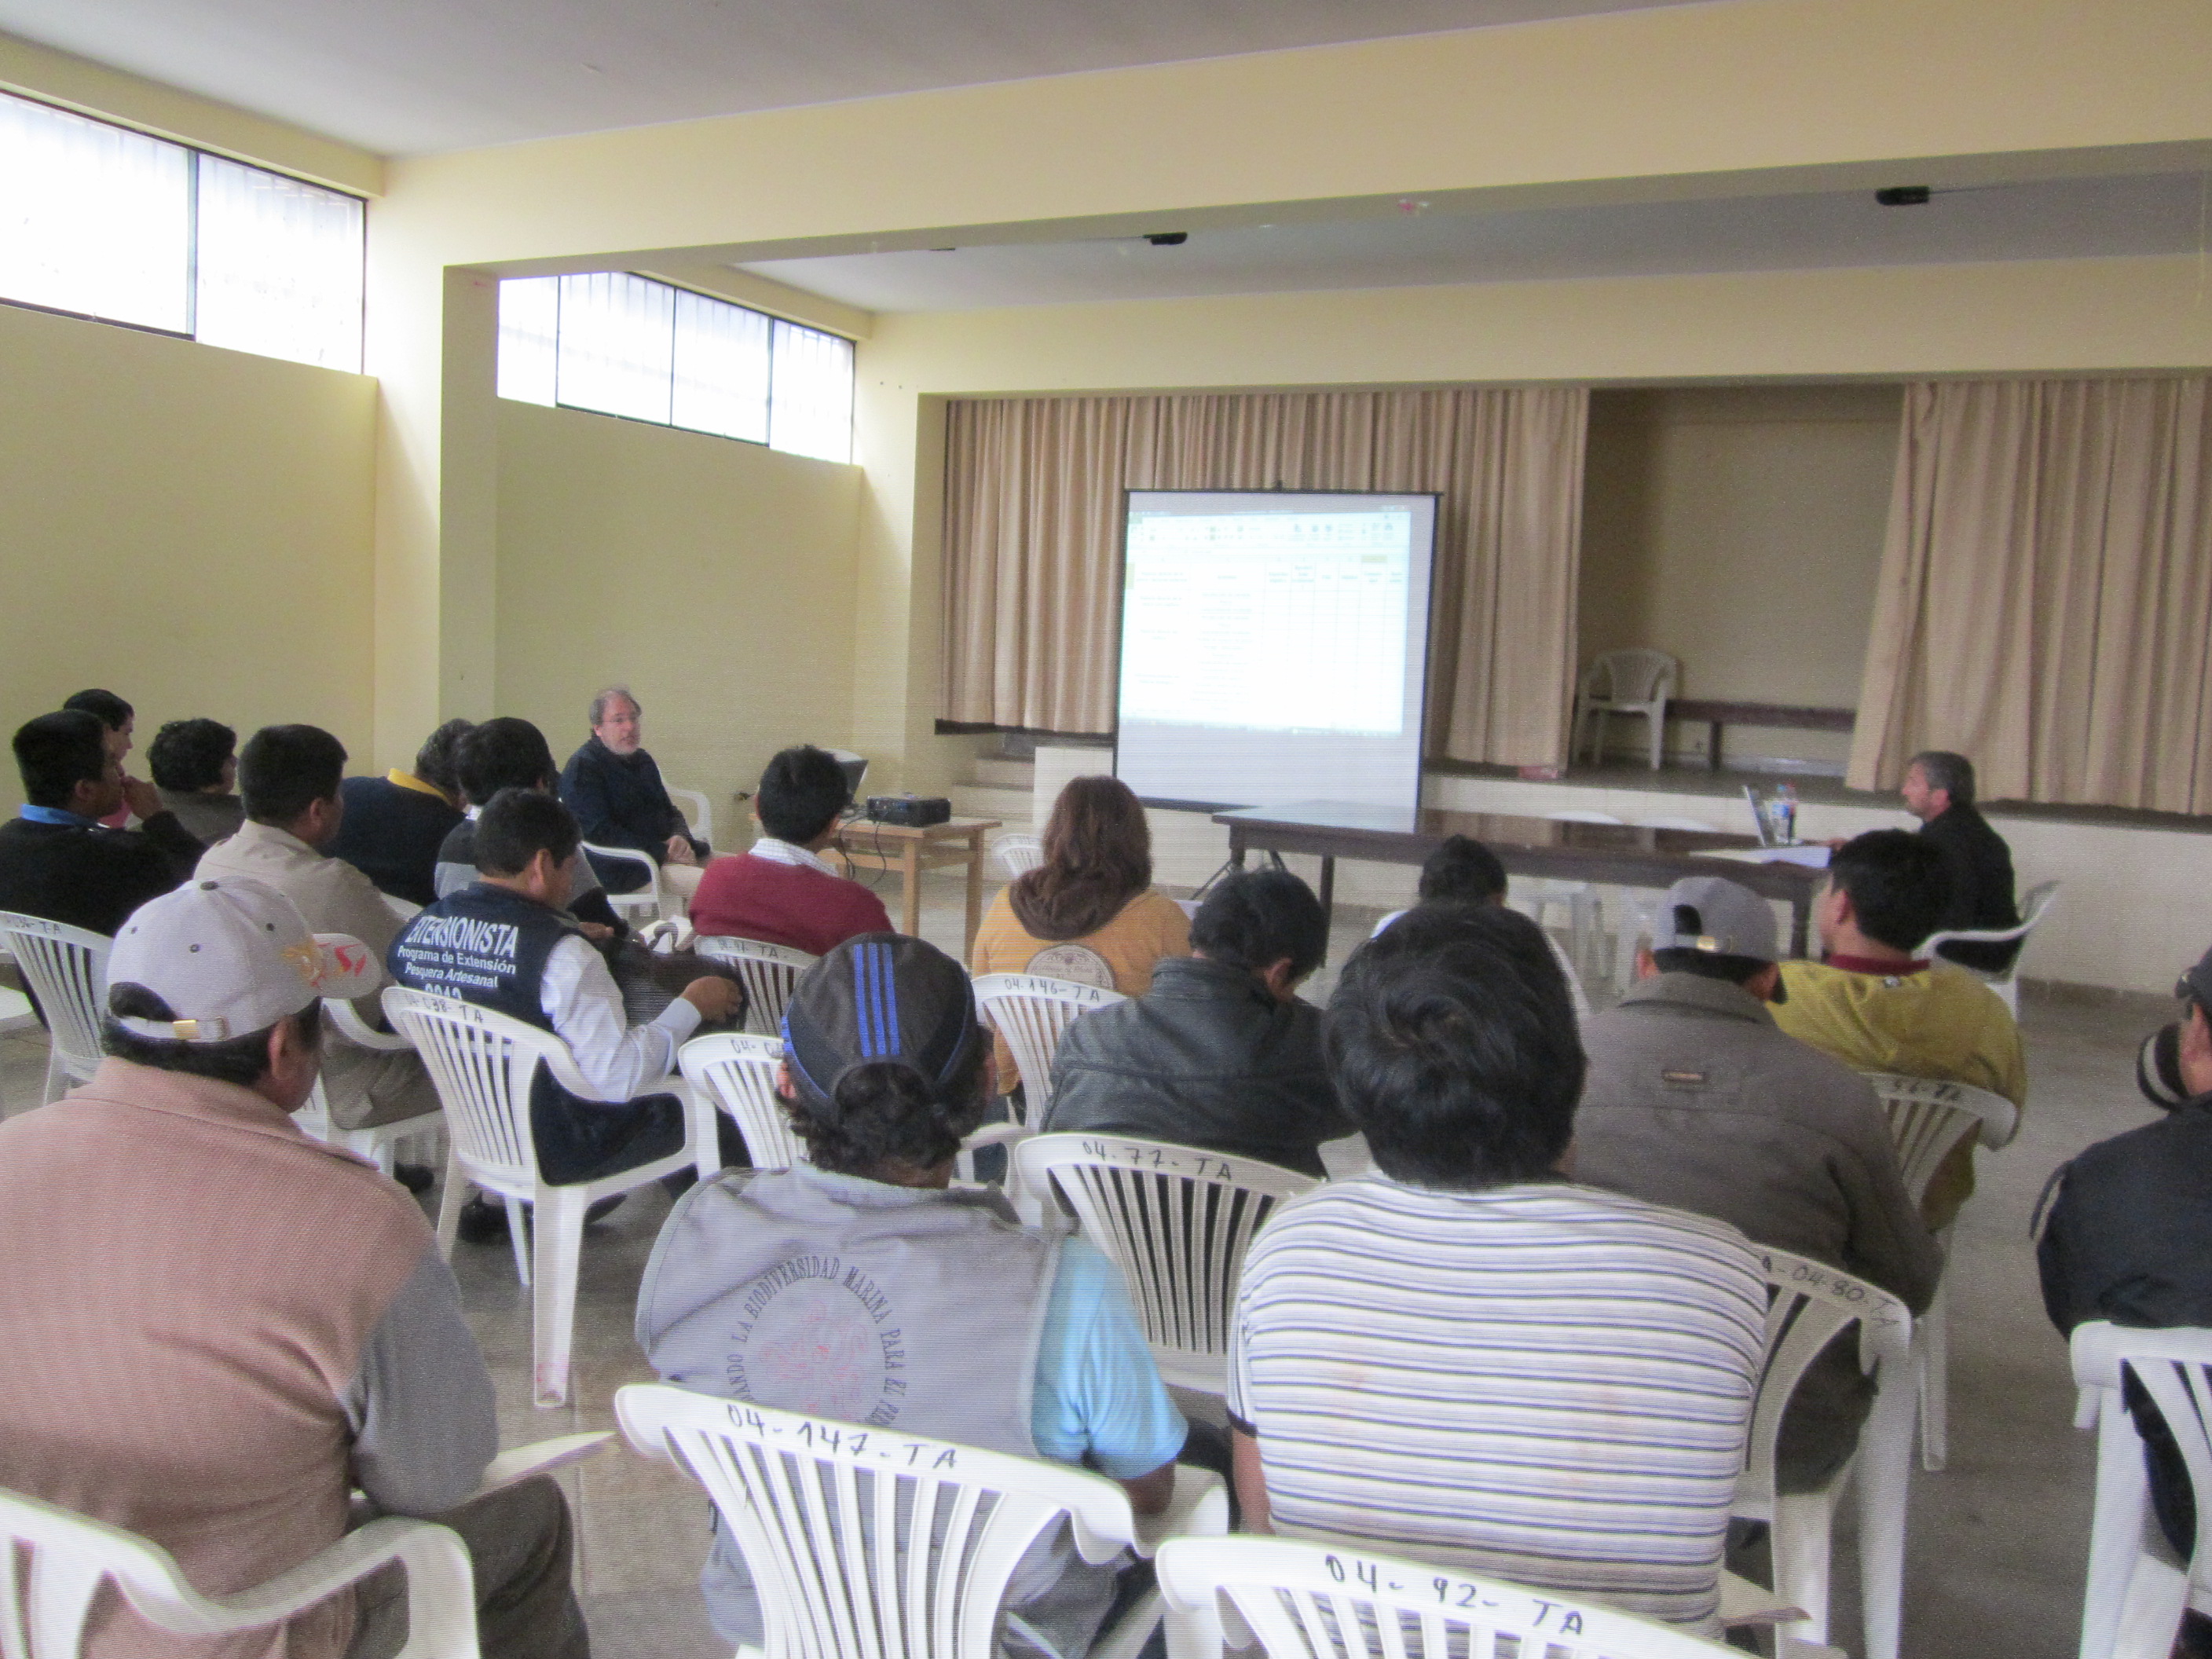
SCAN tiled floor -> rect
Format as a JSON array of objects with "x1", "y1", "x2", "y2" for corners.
[{"x1": 0, "y1": 874, "x2": 2177, "y2": 1658}]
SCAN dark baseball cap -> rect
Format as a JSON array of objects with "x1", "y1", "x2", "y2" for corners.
[{"x1": 782, "y1": 933, "x2": 981, "y2": 1109}]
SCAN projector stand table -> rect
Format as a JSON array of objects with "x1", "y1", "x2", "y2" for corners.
[{"x1": 830, "y1": 816, "x2": 1002, "y2": 955}]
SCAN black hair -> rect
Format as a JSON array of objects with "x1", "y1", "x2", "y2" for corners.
[
  {"x1": 456, "y1": 718, "x2": 558, "y2": 806},
  {"x1": 1829, "y1": 829, "x2": 1953, "y2": 954},
  {"x1": 474, "y1": 786, "x2": 580, "y2": 876},
  {"x1": 1418, "y1": 835, "x2": 1508, "y2": 905},
  {"x1": 62, "y1": 689, "x2": 133, "y2": 731},
  {"x1": 146, "y1": 719, "x2": 236, "y2": 793},
  {"x1": 1325, "y1": 903, "x2": 1584, "y2": 1190},
  {"x1": 785, "y1": 1043, "x2": 991, "y2": 1178},
  {"x1": 756, "y1": 744, "x2": 852, "y2": 844},
  {"x1": 414, "y1": 719, "x2": 474, "y2": 798},
  {"x1": 240, "y1": 725, "x2": 347, "y2": 826},
  {"x1": 1910, "y1": 750, "x2": 1976, "y2": 808},
  {"x1": 1650, "y1": 949, "x2": 1770, "y2": 987},
  {"x1": 1191, "y1": 868, "x2": 1328, "y2": 981},
  {"x1": 13, "y1": 710, "x2": 109, "y2": 808},
  {"x1": 103, "y1": 981, "x2": 321, "y2": 1086}
]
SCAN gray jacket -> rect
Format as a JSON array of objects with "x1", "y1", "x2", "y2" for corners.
[
  {"x1": 1042, "y1": 955, "x2": 1351, "y2": 1178},
  {"x1": 1574, "y1": 972, "x2": 1941, "y2": 1489}
]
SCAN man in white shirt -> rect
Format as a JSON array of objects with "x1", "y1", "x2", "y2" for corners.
[{"x1": 390, "y1": 789, "x2": 740, "y2": 1223}]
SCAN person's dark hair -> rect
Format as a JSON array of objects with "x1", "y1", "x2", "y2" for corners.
[
  {"x1": 1008, "y1": 775, "x2": 1153, "y2": 942},
  {"x1": 756, "y1": 745, "x2": 852, "y2": 844},
  {"x1": 13, "y1": 710, "x2": 109, "y2": 808},
  {"x1": 240, "y1": 725, "x2": 348, "y2": 826},
  {"x1": 455, "y1": 718, "x2": 559, "y2": 806},
  {"x1": 1325, "y1": 903, "x2": 1584, "y2": 1190},
  {"x1": 102, "y1": 981, "x2": 320, "y2": 1086},
  {"x1": 474, "y1": 786, "x2": 580, "y2": 877},
  {"x1": 1650, "y1": 948, "x2": 1768, "y2": 987},
  {"x1": 786, "y1": 1044, "x2": 991, "y2": 1177},
  {"x1": 1192, "y1": 869, "x2": 1328, "y2": 982},
  {"x1": 146, "y1": 719, "x2": 236, "y2": 793},
  {"x1": 1829, "y1": 829, "x2": 1953, "y2": 953},
  {"x1": 1417, "y1": 834, "x2": 1508, "y2": 905},
  {"x1": 62, "y1": 689, "x2": 133, "y2": 731},
  {"x1": 413, "y1": 719, "x2": 474, "y2": 799},
  {"x1": 1910, "y1": 750, "x2": 1976, "y2": 808}
]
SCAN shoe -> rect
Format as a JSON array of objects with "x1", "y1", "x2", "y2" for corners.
[
  {"x1": 455, "y1": 1196, "x2": 511, "y2": 1244},
  {"x1": 393, "y1": 1163, "x2": 435, "y2": 1195}
]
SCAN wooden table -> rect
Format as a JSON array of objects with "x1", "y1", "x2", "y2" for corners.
[
  {"x1": 1214, "y1": 800, "x2": 1826, "y2": 956},
  {"x1": 830, "y1": 816, "x2": 1001, "y2": 954},
  {"x1": 1667, "y1": 698, "x2": 1855, "y2": 771}
]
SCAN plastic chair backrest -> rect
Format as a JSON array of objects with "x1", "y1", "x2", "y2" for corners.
[
  {"x1": 1739, "y1": 1248, "x2": 1913, "y2": 1520},
  {"x1": 382, "y1": 985, "x2": 592, "y2": 1189},
  {"x1": 1015, "y1": 1134, "x2": 1316, "y2": 1377},
  {"x1": 991, "y1": 833, "x2": 1046, "y2": 879},
  {"x1": 694, "y1": 936, "x2": 817, "y2": 1036},
  {"x1": 580, "y1": 842, "x2": 662, "y2": 913},
  {"x1": 679, "y1": 1031, "x2": 799, "y2": 1168},
  {"x1": 0, "y1": 1484, "x2": 476, "y2": 1657},
  {"x1": 971, "y1": 975, "x2": 1127, "y2": 1122},
  {"x1": 1859, "y1": 1071, "x2": 2018, "y2": 1203},
  {"x1": 1585, "y1": 649, "x2": 1679, "y2": 705},
  {"x1": 0, "y1": 913, "x2": 110, "y2": 1079},
  {"x1": 1155, "y1": 1534, "x2": 1742, "y2": 1659},
  {"x1": 668, "y1": 786, "x2": 714, "y2": 847},
  {"x1": 614, "y1": 1386, "x2": 1138, "y2": 1659},
  {"x1": 2072, "y1": 1323, "x2": 2212, "y2": 1604},
  {"x1": 1916, "y1": 877, "x2": 2059, "y2": 959}
]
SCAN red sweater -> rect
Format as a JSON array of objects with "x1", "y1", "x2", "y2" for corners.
[{"x1": 690, "y1": 851, "x2": 895, "y2": 956}]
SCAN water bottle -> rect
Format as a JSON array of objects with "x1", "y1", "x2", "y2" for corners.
[{"x1": 1775, "y1": 783, "x2": 1798, "y2": 845}]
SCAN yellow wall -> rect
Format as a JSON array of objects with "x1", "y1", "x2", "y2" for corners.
[
  {"x1": 493, "y1": 399, "x2": 862, "y2": 824},
  {"x1": 0, "y1": 301, "x2": 377, "y2": 810},
  {"x1": 1580, "y1": 385, "x2": 1903, "y2": 767}
]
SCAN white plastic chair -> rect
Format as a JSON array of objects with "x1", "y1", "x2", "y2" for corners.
[
  {"x1": 382, "y1": 892, "x2": 424, "y2": 922},
  {"x1": 580, "y1": 840, "x2": 665, "y2": 923},
  {"x1": 678, "y1": 1030, "x2": 1031, "y2": 1183},
  {"x1": 1735, "y1": 1247, "x2": 1917, "y2": 1659},
  {"x1": 1862, "y1": 1071, "x2": 2018, "y2": 1471},
  {"x1": 382, "y1": 985, "x2": 701, "y2": 1406},
  {"x1": 1528, "y1": 815, "x2": 1621, "y2": 986},
  {"x1": 972, "y1": 973, "x2": 1127, "y2": 1124},
  {"x1": 668, "y1": 785, "x2": 715, "y2": 848},
  {"x1": 1572, "y1": 649, "x2": 1679, "y2": 771},
  {"x1": 693, "y1": 936, "x2": 817, "y2": 1036},
  {"x1": 991, "y1": 833, "x2": 1046, "y2": 880},
  {"x1": 2072, "y1": 1322, "x2": 2212, "y2": 1659},
  {"x1": 1917, "y1": 878, "x2": 2060, "y2": 1017},
  {"x1": 1015, "y1": 1133, "x2": 1316, "y2": 1395},
  {"x1": 1155, "y1": 1534, "x2": 1771, "y2": 1659},
  {"x1": 616, "y1": 1386, "x2": 1229, "y2": 1659},
  {"x1": 0, "y1": 911, "x2": 111, "y2": 1104},
  {"x1": 295, "y1": 997, "x2": 445, "y2": 1177}
]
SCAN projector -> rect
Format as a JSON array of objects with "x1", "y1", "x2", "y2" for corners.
[{"x1": 865, "y1": 794, "x2": 951, "y2": 828}]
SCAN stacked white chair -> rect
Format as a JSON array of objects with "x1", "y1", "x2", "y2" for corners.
[
  {"x1": 991, "y1": 832, "x2": 1046, "y2": 879},
  {"x1": 382, "y1": 985, "x2": 701, "y2": 1406},
  {"x1": 1015, "y1": 1133, "x2": 1315, "y2": 1396},
  {"x1": 1917, "y1": 878, "x2": 2061, "y2": 1017},
  {"x1": 693, "y1": 935, "x2": 816, "y2": 1036},
  {"x1": 2071, "y1": 1321, "x2": 2212, "y2": 1659},
  {"x1": 1735, "y1": 1247, "x2": 1917, "y2": 1659},
  {"x1": 580, "y1": 841, "x2": 665, "y2": 923},
  {"x1": 972, "y1": 973, "x2": 1126, "y2": 1126},
  {"x1": 617, "y1": 1386, "x2": 1228, "y2": 1659},
  {"x1": 293, "y1": 996, "x2": 445, "y2": 1177},
  {"x1": 0, "y1": 911, "x2": 110, "y2": 1105},
  {"x1": 1862, "y1": 1071, "x2": 2020, "y2": 1470}
]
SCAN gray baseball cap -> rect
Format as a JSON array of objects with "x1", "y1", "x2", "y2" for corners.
[{"x1": 1651, "y1": 875, "x2": 1782, "y2": 965}]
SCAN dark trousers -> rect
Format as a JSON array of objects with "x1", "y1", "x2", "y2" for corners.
[
  {"x1": 349, "y1": 1476, "x2": 588, "y2": 1659},
  {"x1": 530, "y1": 1087, "x2": 687, "y2": 1186}
]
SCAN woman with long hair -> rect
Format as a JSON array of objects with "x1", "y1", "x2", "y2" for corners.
[{"x1": 971, "y1": 774, "x2": 1192, "y2": 1087}]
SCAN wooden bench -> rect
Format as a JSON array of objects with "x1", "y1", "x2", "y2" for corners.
[{"x1": 1668, "y1": 699, "x2": 1857, "y2": 770}]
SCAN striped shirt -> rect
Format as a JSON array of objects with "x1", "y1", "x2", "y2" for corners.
[{"x1": 1227, "y1": 1175, "x2": 1764, "y2": 1628}]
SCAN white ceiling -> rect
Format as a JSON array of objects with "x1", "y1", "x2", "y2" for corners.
[
  {"x1": 739, "y1": 173, "x2": 2212, "y2": 312},
  {"x1": 0, "y1": 0, "x2": 1699, "y2": 156}
]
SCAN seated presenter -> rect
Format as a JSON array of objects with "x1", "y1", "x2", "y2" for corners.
[
  {"x1": 689, "y1": 744, "x2": 891, "y2": 955},
  {"x1": 559, "y1": 685, "x2": 712, "y2": 908},
  {"x1": 970, "y1": 775, "x2": 1191, "y2": 1091},
  {"x1": 637, "y1": 933, "x2": 1186, "y2": 1659},
  {"x1": 390, "y1": 789, "x2": 740, "y2": 1240}
]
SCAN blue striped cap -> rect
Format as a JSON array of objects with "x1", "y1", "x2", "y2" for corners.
[{"x1": 781, "y1": 932, "x2": 980, "y2": 1110}]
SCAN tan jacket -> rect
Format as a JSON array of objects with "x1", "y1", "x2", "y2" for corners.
[{"x1": 970, "y1": 888, "x2": 1192, "y2": 1089}]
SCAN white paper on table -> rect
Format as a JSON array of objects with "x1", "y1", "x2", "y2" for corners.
[{"x1": 1697, "y1": 844, "x2": 1833, "y2": 869}]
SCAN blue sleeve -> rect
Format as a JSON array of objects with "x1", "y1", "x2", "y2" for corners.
[{"x1": 1030, "y1": 1237, "x2": 1187, "y2": 1478}]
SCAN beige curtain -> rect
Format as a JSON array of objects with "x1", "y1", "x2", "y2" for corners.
[
  {"x1": 940, "y1": 387, "x2": 1589, "y2": 766},
  {"x1": 1850, "y1": 378, "x2": 2212, "y2": 814}
]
